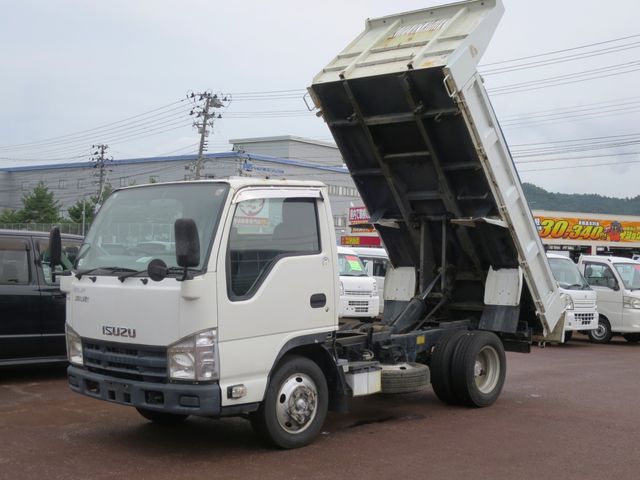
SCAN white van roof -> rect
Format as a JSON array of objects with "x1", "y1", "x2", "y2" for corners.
[{"x1": 351, "y1": 247, "x2": 388, "y2": 258}]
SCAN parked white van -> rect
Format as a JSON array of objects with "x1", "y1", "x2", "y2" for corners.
[
  {"x1": 578, "y1": 255, "x2": 640, "y2": 343},
  {"x1": 337, "y1": 246, "x2": 379, "y2": 318},
  {"x1": 546, "y1": 253, "x2": 598, "y2": 342},
  {"x1": 351, "y1": 247, "x2": 389, "y2": 314}
]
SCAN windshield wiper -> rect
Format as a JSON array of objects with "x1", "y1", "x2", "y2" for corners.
[{"x1": 76, "y1": 266, "x2": 137, "y2": 280}]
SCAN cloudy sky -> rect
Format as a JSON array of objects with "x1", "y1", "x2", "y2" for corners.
[{"x1": 1, "y1": 0, "x2": 639, "y2": 197}]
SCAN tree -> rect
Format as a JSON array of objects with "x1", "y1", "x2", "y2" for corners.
[
  {"x1": 20, "y1": 182, "x2": 61, "y2": 223},
  {"x1": 67, "y1": 199, "x2": 95, "y2": 224},
  {"x1": 0, "y1": 208, "x2": 21, "y2": 224}
]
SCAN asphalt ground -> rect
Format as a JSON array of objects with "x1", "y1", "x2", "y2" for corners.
[{"x1": 1, "y1": 336, "x2": 639, "y2": 480}]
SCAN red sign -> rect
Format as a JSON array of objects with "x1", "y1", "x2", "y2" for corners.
[
  {"x1": 349, "y1": 206, "x2": 370, "y2": 224},
  {"x1": 340, "y1": 236, "x2": 382, "y2": 247}
]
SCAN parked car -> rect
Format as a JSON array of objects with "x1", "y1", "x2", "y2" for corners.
[
  {"x1": 577, "y1": 255, "x2": 640, "y2": 343},
  {"x1": 546, "y1": 253, "x2": 598, "y2": 342},
  {"x1": 351, "y1": 247, "x2": 389, "y2": 314},
  {"x1": 337, "y1": 246, "x2": 379, "y2": 318},
  {"x1": 0, "y1": 229, "x2": 82, "y2": 365}
]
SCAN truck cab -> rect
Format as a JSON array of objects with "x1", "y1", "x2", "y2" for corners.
[
  {"x1": 546, "y1": 253, "x2": 598, "y2": 342},
  {"x1": 578, "y1": 255, "x2": 640, "y2": 343},
  {"x1": 337, "y1": 246, "x2": 379, "y2": 318}
]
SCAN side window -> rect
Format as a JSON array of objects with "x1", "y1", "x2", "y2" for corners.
[
  {"x1": 0, "y1": 239, "x2": 30, "y2": 285},
  {"x1": 228, "y1": 197, "x2": 320, "y2": 299},
  {"x1": 372, "y1": 259, "x2": 388, "y2": 277},
  {"x1": 583, "y1": 263, "x2": 615, "y2": 288},
  {"x1": 37, "y1": 239, "x2": 80, "y2": 285}
]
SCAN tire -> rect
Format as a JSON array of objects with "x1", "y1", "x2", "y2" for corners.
[
  {"x1": 450, "y1": 331, "x2": 506, "y2": 407},
  {"x1": 588, "y1": 317, "x2": 613, "y2": 344},
  {"x1": 430, "y1": 330, "x2": 468, "y2": 405},
  {"x1": 563, "y1": 330, "x2": 573, "y2": 343},
  {"x1": 250, "y1": 355, "x2": 328, "y2": 449},
  {"x1": 622, "y1": 333, "x2": 640, "y2": 343},
  {"x1": 135, "y1": 408, "x2": 189, "y2": 424},
  {"x1": 381, "y1": 362, "x2": 430, "y2": 394}
]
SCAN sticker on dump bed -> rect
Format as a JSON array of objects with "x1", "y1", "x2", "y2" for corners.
[{"x1": 346, "y1": 255, "x2": 363, "y2": 271}]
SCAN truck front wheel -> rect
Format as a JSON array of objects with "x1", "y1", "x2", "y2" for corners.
[
  {"x1": 588, "y1": 317, "x2": 612, "y2": 343},
  {"x1": 450, "y1": 331, "x2": 506, "y2": 407},
  {"x1": 250, "y1": 355, "x2": 328, "y2": 449}
]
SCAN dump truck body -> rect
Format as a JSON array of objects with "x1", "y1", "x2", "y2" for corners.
[{"x1": 309, "y1": 0, "x2": 564, "y2": 339}]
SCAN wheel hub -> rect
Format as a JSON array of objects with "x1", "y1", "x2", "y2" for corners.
[
  {"x1": 275, "y1": 374, "x2": 318, "y2": 434},
  {"x1": 474, "y1": 345, "x2": 500, "y2": 394}
]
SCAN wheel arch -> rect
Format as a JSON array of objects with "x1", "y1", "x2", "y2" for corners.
[{"x1": 269, "y1": 334, "x2": 350, "y2": 412}]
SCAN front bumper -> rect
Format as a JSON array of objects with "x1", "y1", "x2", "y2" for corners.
[
  {"x1": 564, "y1": 310, "x2": 598, "y2": 331},
  {"x1": 68, "y1": 365, "x2": 221, "y2": 416},
  {"x1": 339, "y1": 296, "x2": 380, "y2": 318}
]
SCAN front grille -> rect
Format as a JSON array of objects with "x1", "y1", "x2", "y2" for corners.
[
  {"x1": 83, "y1": 339, "x2": 167, "y2": 383},
  {"x1": 574, "y1": 313, "x2": 595, "y2": 325},
  {"x1": 574, "y1": 300, "x2": 595, "y2": 309},
  {"x1": 345, "y1": 290, "x2": 372, "y2": 297},
  {"x1": 348, "y1": 300, "x2": 370, "y2": 307}
]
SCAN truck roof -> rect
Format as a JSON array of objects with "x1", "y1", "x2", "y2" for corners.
[{"x1": 116, "y1": 177, "x2": 327, "y2": 192}]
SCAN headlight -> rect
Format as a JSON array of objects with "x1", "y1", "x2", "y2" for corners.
[
  {"x1": 339, "y1": 281, "x2": 344, "y2": 295},
  {"x1": 168, "y1": 329, "x2": 218, "y2": 381},
  {"x1": 561, "y1": 293, "x2": 574, "y2": 310},
  {"x1": 66, "y1": 324, "x2": 83, "y2": 366},
  {"x1": 623, "y1": 297, "x2": 640, "y2": 309}
]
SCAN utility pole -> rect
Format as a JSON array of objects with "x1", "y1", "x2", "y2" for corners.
[
  {"x1": 188, "y1": 91, "x2": 230, "y2": 179},
  {"x1": 91, "y1": 144, "x2": 112, "y2": 203}
]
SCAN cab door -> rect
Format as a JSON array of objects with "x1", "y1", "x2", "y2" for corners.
[
  {"x1": 583, "y1": 261, "x2": 624, "y2": 330},
  {"x1": 215, "y1": 189, "x2": 337, "y2": 406},
  {"x1": 0, "y1": 236, "x2": 41, "y2": 362}
]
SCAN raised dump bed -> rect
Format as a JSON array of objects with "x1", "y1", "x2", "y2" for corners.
[{"x1": 310, "y1": 0, "x2": 564, "y2": 338}]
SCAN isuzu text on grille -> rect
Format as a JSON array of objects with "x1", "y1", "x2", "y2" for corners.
[{"x1": 102, "y1": 326, "x2": 136, "y2": 338}]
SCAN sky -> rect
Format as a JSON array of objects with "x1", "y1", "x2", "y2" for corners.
[{"x1": 1, "y1": 0, "x2": 639, "y2": 198}]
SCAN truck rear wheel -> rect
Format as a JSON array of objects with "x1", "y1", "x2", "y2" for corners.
[
  {"x1": 430, "y1": 330, "x2": 468, "y2": 405},
  {"x1": 250, "y1": 355, "x2": 328, "y2": 449},
  {"x1": 450, "y1": 331, "x2": 506, "y2": 407},
  {"x1": 588, "y1": 317, "x2": 612, "y2": 344},
  {"x1": 135, "y1": 408, "x2": 189, "y2": 424}
]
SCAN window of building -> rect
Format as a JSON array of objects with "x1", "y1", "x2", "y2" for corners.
[
  {"x1": 228, "y1": 197, "x2": 320, "y2": 299},
  {"x1": 77, "y1": 179, "x2": 83, "y2": 189},
  {"x1": 59, "y1": 179, "x2": 67, "y2": 189},
  {"x1": 120, "y1": 177, "x2": 128, "y2": 187},
  {"x1": 333, "y1": 215, "x2": 347, "y2": 227},
  {"x1": 149, "y1": 175, "x2": 159, "y2": 183},
  {"x1": 21, "y1": 182, "x2": 29, "y2": 191}
]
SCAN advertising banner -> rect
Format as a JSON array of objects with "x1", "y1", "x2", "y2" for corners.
[
  {"x1": 348, "y1": 206, "x2": 375, "y2": 233},
  {"x1": 340, "y1": 236, "x2": 382, "y2": 247},
  {"x1": 533, "y1": 215, "x2": 640, "y2": 244}
]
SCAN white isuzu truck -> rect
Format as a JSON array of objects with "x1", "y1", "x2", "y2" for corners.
[{"x1": 50, "y1": 0, "x2": 565, "y2": 449}]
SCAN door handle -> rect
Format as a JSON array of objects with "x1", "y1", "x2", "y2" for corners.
[{"x1": 310, "y1": 293, "x2": 326, "y2": 308}]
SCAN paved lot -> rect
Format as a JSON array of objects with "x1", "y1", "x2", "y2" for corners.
[{"x1": 1, "y1": 337, "x2": 639, "y2": 480}]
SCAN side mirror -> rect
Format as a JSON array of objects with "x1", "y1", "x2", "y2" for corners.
[
  {"x1": 175, "y1": 218, "x2": 200, "y2": 269},
  {"x1": 49, "y1": 227, "x2": 62, "y2": 281},
  {"x1": 607, "y1": 277, "x2": 619, "y2": 291}
]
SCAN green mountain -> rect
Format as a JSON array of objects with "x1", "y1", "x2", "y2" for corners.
[{"x1": 522, "y1": 183, "x2": 640, "y2": 216}]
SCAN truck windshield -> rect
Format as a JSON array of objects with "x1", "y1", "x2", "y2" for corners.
[
  {"x1": 613, "y1": 263, "x2": 640, "y2": 290},
  {"x1": 76, "y1": 183, "x2": 229, "y2": 273},
  {"x1": 548, "y1": 258, "x2": 590, "y2": 289},
  {"x1": 338, "y1": 254, "x2": 368, "y2": 277}
]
